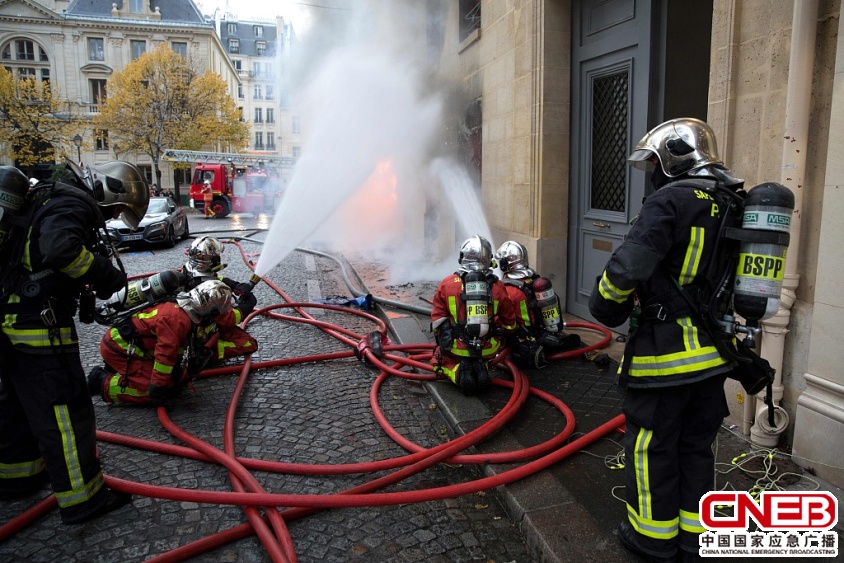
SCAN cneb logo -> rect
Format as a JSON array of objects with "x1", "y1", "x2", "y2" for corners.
[{"x1": 701, "y1": 491, "x2": 838, "y2": 532}]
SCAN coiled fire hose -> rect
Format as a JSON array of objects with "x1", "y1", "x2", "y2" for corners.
[{"x1": 0, "y1": 238, "x2": 622, "y2": 563}]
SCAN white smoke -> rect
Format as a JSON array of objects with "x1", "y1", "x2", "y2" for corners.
[{"x1": 255, "y1": 0, "x2": 490, "y2": 284}]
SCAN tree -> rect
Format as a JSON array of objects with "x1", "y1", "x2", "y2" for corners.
[
  {"x1": 0, "y1": 68, "x2": 81, "y2": 171},
  {"x1": 94, "y1": 44, "x2": 249, "y2": 199}
]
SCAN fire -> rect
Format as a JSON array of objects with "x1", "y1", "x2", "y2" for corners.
[{"x1": 333, "y1": 160, "x2": 402, "y2": 243}]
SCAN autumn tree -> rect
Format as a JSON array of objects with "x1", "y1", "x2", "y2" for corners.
[
  {"x1": 94, "y1": 43, "x2": 248, "y2": 198},
  {"x1": 0, "y1": 68, "x2": 81, "y2": 171}
]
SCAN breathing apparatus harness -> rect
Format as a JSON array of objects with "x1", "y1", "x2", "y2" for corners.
[
  {"x1": 434, "y1": 270, "x2": 497, "y2": 359},
  {"x1": 632, "y1": 174, "x2": 793, "y2": 427}
]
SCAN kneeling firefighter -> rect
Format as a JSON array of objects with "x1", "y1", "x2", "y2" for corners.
[
  {"x1": 588, "y1": 118, "x2": 792, "y2": 562},
  {"x1": 496, "y1": 240, "x2": 581, "y2": 369},
  {"x1": 430, "y1": 235, "x2": 517, "y2": 395},
  {"x1": 96, "y1": 235, "x2": 260, "y2": 364},
  {"x1": 90, "y1": 279, "x2": 257, "y2": 407},
  {"x1": 0, "y1": 160, "x2": 148, "y2": 523}
]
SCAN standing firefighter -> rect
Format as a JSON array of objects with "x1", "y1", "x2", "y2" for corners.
[
  {"x1": 0, "y1": 161, "x2": 148, "y2": 523},
  {"x1": 496, "y1": 240, "x2": 581, "y2": 369},
  {"x1": 430, "y1": 235, "x2": 517, "y2": 395},
  {"x1": 589, "y1": 118, "x2": 754, "y2": 562},
  {"x1": 202, "y1": 180, "x2": 215, "y2": 218}
]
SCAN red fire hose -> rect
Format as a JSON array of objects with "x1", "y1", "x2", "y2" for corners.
[{"x1": 0, "y1": 240, "x2": 623, "y2": 563}]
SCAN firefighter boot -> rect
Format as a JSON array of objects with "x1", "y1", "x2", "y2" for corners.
[
  {"x1": 62, "y1": 489, "x2": 133, "y2": 524},
  {"x1": 617, "y1": 521, "x2": 676, "y2": 563},
  {"x1": 87, "y1": 366, "x2": 111, "y2": 397}
]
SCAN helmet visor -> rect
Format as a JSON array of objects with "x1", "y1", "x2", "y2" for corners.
[{"x1": 628, "y1": 149, "x2": 657, "y2": 170}]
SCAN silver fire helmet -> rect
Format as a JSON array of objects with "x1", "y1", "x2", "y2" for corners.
[
  {"x1": 627, "y1": 118, "x2": 723, "y2": 178},
  {"x1": 496, "y1": 240, "x2": 534, "y2": 279},
  {"x1": 458, "y1": 235, "x2": 493, "y2": 273},
  {"x1": 185, "y1": 236, "x2": 224, "y2": 278},
  {"x1": 177, "y1": 279, "x2": 232, "y2": 323},
  {"x1": 85, "y1": 160, "x2": 150, "y2": 230}
]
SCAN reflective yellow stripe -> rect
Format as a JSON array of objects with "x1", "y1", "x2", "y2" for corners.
[
  {"x1": 634, "y1": 428, "x2": 654, "y2": 519},
  {"x1": 598, "y1": 271, "x2": 633, "y2": 304},
  {"x1": 60, "y1": 248, "x2": 95, "y2": 279},
  {"x1": 679, "y1": 226, "x2": 704, "y2": 285},
  {"x1": 108, "y1": 327, "x2": 144, "y2": 357},
  {"x1": 234, "y1": 309, "x2": 244, "y2": 323},
  {"x1": 433, "y1": 362, "x2": 458, "y2": 383},
  {"x1": 137, "y1": 308, "x2": 159, "y2": 319},
  {"x1": 628, "y1": 316, "x2": 729, "y2": 376},
  {"x1": 54, "y1": 472, "x2": 105, "y2": 509},
  {"x1": 679, "y1": 509, "x2": 705, "y2": 534},
  {"x1": 0, "y1": 457, "x2": 46, "y2": 479},
  {"x1": 3, "y1": 327, "x2": 75, "y2": 347},
  {"x1": 153, "y1": 361, "x2": 174, "y2": 374},
  {"x1": 518, "y1": 301, "x2": 531, "y2": 326},
  {"x1": 628, "y1": 348, "x2": 728, "y2": 376},
  {"x1": 447, "y1": 295, "x2": 458, "y2": 320},
  {"x1": 627, "y1": 505, "x2": 679, "y2": 540},
  {"x1": 23, "y1": 226, "x2": 33, "y2": 270},
  {"x1": 105, "y1": 377, "x2": 147, "y2": 401},
  {"x1": 54, "y1": 405, "x2": 84, "y2": 491}
]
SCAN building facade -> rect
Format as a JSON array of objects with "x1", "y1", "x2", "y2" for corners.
[
  {"x1": 0, "y1": 0, "x2": 241, "y2": 189},
  {"x1": 437, "y1": 0, "x2": 843, "y2": 487}
]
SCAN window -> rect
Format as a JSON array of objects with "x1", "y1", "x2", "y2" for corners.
[
  {"x1": 18, "y1": 67, "x2": 35, "y2": 80},
  {"x1": 292, "y1": 147, "x2": 301, "y2": 159},
  {"x1": 254, "y1": 108, "x2": 263, "y2": 123},
  {"x1": 253, "y1": 84, "x2": 262, "y2": 100},
  {"x1": 256, "y1": 41, "x2": 266, "y2": 56},
  {"x1": 253, "y1": 61, "x2": 261, "y2": 77},
  {"x1": 267, "y1": 132, "x2": 275, "y2": 150},
  {"x1": 130, "y1": 0, "x2": 143, "y2": 12},
  {"x1": 254, "y1": 26, "x2": 264, "y2": 38},
  {"x1": 15, "y1": 40, "x2": 34, "y2": 61},
  {"x1": 265, "y1": 84, "x2": 274, "y2": 100},
  {"x1": 238, "y1": 106, "x2": 244, "y2": 121},
  {"x1": 130, "y1": 40, "x2": 146, "y2": 60},
  {"x1": 264, "y1": 63, "x2": 273, "y2": 77},
  {"x1": 88, "y1": 38, "x2": 104, "y2": 61},
  {"x1": 227, "y1": 23, "x2": 237, "y2": 35},
  {"x1": 255, "y1": 132, "x2": 264, "y2": 150},
  {"x1": 292, "y1": 116, "x2": 300, "y2": 134},
  {"x1": 459, "y1": 0, "x2": 481, "y2": 42},
  {"x1": 95, "y1": 130, "x2": 109, "y2": 151},
  {"x1": 1, "y1": 45, "x2": 9, "y2": 59},
  {"x1": 174, "y1": 168, "x2": 191, "y2": 186},
  {"x1": 40, "y1": 68, "x2": 49, "y2": 87},
  {"x1": 137, "y1": 165, "x2": 153, "y2": 184},
  {"x1": 266, "y1": 108, "x2": 274, "y2": 124},
  {"x1": 228, "y1": 39, "x2": 239, "y2": 54},
  {"x1": 171, "y1": 42, "x2": 187, "y2": 57},
  {"x1": 237, "y1": 83, "x2": 244, "y2": 99},
  {"x1": 233, "y1": 59, "x2": 242, "y2": 71},
  {"x1": 90, "y1": 79, "x2": 107, "y2": 105}
]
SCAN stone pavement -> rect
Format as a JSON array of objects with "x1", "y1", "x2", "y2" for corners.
[{"x1": 1, "y1": 212, "x2": 841, "y2": 562}]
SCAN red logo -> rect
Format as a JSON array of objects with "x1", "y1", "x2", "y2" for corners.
[{"x1": 700, "y1": 491, "x2": 838, "y2": 531}]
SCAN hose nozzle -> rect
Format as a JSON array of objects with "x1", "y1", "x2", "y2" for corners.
[{"x1": 247, "y1": 273, "x2": 262, "y2": 290}]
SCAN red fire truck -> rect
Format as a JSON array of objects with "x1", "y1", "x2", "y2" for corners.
[{"x1": 162, "y1": 150, "x2": 293, "y2": 218}]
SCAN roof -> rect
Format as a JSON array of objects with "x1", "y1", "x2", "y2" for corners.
[
  {"x1": 66, "y1": 0, "x2": 205, "y2": 24},
  {"x1": 218, "y1": 18, "x2": 277, "y2": 58}
]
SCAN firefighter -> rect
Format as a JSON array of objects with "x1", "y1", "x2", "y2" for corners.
[
  {"x1": 202, "y1": 180, "x2": 215, "y2": 218},
  {"x1": 588, "y1": 118, "x2": 744, "y2": 562},
  {"x1": 0, "y1": 161, "x2": 148, "y2": 524},
  {"x1": 496, "y1": 241, "x2": 581, "y2": 369},
  {"x1": 430, "y1": 235, "x2": 517, "y2": 395},
  {"x1": 89, "y1": 279, "x2": 257, "y2": 406}
]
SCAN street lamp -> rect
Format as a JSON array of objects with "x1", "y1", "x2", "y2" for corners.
[
  {"x1": 113, "y1": 144, "x2": 120, "y2": 160},
  {"x1": 72, "y1": 134, "x2": 82, "y2": 163}
]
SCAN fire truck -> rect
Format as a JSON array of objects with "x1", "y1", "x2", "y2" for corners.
[{"x1": 162, "y1": 149, "x2": 293, "y2": 218}]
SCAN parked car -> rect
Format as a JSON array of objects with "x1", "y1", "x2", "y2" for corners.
[{"x1": 105, "y1": 196, "x2": 190, "y2": 248}]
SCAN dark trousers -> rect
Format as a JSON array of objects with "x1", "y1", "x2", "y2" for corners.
[
  {"x1": 0, "y1": 334, "x2": 110, "y2": 522},
  {"x1": 623, "y1": 374, "x2": 729, "y2": 556}
]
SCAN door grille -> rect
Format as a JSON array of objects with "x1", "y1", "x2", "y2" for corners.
[{"x1": 590, "y1": 71, "x2": 629, "y2": 212}]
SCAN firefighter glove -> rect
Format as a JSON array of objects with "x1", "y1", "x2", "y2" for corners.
[
  {"x1": 148, "y1": 383, "x2": 176, "y2": 410},
  {"x1": 92, "y1": 256, "x2": 127, "y2": 299},
  {"x1": 236, "y1": 290, "x2": 257, "y2": 316}
]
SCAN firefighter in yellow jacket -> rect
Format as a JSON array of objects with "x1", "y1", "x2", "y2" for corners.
[{"x1": 589, "y1": 118, "x2": 742, "y2": 562}]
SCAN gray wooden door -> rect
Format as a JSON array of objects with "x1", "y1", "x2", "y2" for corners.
[{"x1": 566, "y1": 0, "x2": 656, "y2": 322}]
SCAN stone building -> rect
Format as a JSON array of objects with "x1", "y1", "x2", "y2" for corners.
[
  {"x1": 0, "y1": 0, "x2": 298, "y2": 191},
  {"x1": 436, "y1": 0, "x2": 843, "y2": 488}
]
